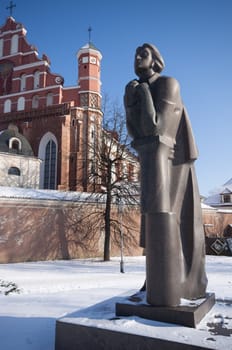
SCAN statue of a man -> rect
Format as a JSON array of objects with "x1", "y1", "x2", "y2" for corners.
[{"x1": 124, "y1": 43, "x2": 208, "y2": 306}]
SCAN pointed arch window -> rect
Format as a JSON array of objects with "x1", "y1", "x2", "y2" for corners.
[
  {"x1": 44, "y1": 140, "x2": 57, "y2": 189},
  {"x1": 38, "y1": 132, "x2": 57, "y2": 189}
]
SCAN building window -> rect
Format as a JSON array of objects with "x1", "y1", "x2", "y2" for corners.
[
  {"x1": 8, "y1": 166, "x2": 20, "y2": 176},
  {"x1": 17, "y1": 96, "x2": 25, "y2": 111},
  {"x1": 0, "y1": 61, "x2": 14, "y2": 95},
  {"x1": 33, "y1": 70, "x2": 40, "y2": 89},
  {"x1": 20, "y1": 74, "x2": 26, "y2": 91},
  {"x1": 44, "y1": 140, "x2": 57, "y2": 189},
  {"x1": 11, "y1": 34, "x2": 18, "y2": 54},
  {"x1": 46, "y1": 92, "x2": 53, "y2": 106},
  {"x1": 4, "y1": 99, "x2": 11, "y2": 113},
  {"x1": 32, "y1": 95, "x2": 39, "y2": 108},
  {"x1": 223, "y1": 194, "x2": 231, "y2": 203},
  {"x1": 9, "y1": 137, "x2": 22, "y2": 152}
]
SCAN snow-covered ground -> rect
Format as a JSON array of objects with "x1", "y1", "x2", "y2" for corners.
[{"x1": 0, "y1": 255, "x2": 231, "y2": 349}]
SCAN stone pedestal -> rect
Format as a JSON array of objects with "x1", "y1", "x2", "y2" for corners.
[
  {"x1": 116, "y1": 292, "x2": 215, "y2": 328},
  {"x1": 55, "y1": 320, "x2": 213, "y2": 350},
  {"x1": 54, "y1": 292, "x2": 227, "y2": 350}
]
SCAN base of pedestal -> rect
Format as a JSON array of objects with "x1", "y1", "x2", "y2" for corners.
[
  {"x1": 55, "y1": 291, "x2": 232, "y2": 350},
  {"x1": 116, "y1": 292, "x2": 215, "y2": 328}
]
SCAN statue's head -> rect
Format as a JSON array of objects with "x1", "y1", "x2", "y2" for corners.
[{"x1": 134, "y1": 43, "x2": 165, "y2": 78}]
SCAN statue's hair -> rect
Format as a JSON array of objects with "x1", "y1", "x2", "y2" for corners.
[{"x1": 141, "y1": 43, "x2": 165, "y2": 73}]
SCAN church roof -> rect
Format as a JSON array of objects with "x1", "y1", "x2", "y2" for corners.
[
  {"x1": 77, "y1": 42, "x2": 102, "y2": 59},
  {"x1": 0, "y1": 124, "x2": 34, "y2": 156},
  {"x1": 81, "y1": 42, "x2": 99, "y2": 50}
]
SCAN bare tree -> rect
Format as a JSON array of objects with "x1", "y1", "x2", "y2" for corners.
[{"x1": 82, "y1": 96, "x2": 140, "y2": 261}]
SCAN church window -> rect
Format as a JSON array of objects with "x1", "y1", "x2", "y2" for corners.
[
  {"x1": 4, "y1": 99, "x2": 11, "y2": 113},
  {"x1": 20, "y1": 74, "x2": 26, "y2": 91},
  {"x1": 17, "y1": 96, "x2": 25, "y2": 111},
  {"x1": 33, "y1": 70, "x2": 40, "y2": 89},
  {"x1": 11, "y1": 34, "x2": 18, "y2": 54},
  {"x1": 9, "y1": 137, "x2": 22, "y2": 151},
  {"x1": 32, "y1": 95, "x2": 39, "y2": 108},
  {"x1": 44, "y1": 140, "x2": 57, "y2": 189},
  {"x1": 8, "y1": 166, "x2": 20, "y2": 176},
  {"x1": 46, "y1": 92, "x2": 53, "y2": 106},
  {"x1": 0, "y1": 39, "x2": 3, "y2": 57}
]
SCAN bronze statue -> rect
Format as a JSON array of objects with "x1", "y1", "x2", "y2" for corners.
[{"x1": 124, "y1": 43, "x2": 208, "y2": 306}]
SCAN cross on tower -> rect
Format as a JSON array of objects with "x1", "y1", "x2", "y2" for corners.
[
  {"x1": 6, "y1": 1, "x2": 16, "y2": 16},
  {"x1": 88, "y1": 26, "x2": 92, "y2": 44}
]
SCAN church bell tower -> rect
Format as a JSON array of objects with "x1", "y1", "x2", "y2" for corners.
[
  {"x1": 76, "y1": 29, "x2": 103, "y2": 191},
  {"x1": 77, "y1": 28, "x2": 102, "y2": 110}
]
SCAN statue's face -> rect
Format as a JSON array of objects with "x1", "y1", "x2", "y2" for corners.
[{"x1": 134, "y1": 46, "x2": 154, "y2": 77}]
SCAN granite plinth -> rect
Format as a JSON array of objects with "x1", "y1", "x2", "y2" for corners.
[
  {"x1": 116, "y1": 292, "x2": 215, "y2": 328},
  {"x1": 55, "y1": 292, "x2": 231, "y2": 350},
  {"x1": 55, "y1": 319, "x2": 215, "y2": 350}
]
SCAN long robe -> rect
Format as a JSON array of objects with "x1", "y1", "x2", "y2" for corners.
[{"x1": 124, "y1": 74, "x2": 207, "y2": 305}]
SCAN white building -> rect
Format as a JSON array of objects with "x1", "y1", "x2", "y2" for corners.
[
  {"x1": 0, "y1": 124, "x2": 41, "y2": 188},
  {"x1": 204, "y1": 178, "x2": 232, "y2": 209}
]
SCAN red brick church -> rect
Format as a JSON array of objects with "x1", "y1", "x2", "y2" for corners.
[{"x1": 0, "y1": 15, "x2": 109, "y2": 191}]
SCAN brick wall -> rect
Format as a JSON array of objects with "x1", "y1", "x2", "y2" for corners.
[
  {"x1": 1, "y1": 197, "x2": 231, "y2": 263},
  {"x1": 0, "y1": 198, "x2": 142, "y2": 263}
]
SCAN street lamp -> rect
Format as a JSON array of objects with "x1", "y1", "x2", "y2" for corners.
[{"x1": 118, "y1": 197, "x2": 125, "y2": 273}]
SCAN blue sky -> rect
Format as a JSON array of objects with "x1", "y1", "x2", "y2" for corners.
[{"x1": 0, "y1": 0, "x2": 231, "y2": 196}]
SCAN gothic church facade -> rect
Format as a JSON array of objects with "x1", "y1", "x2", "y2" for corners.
[{"x1": 0, "y1": 16, "x2": 115, "y2": 192}]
